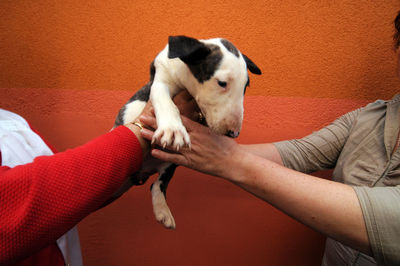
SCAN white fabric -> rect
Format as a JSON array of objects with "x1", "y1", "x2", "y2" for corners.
[
  {"x1": 57, "y1": 227, "x2": 83, "y2": 266},
  {"x1": 0, "y1": 109, "x2": 83, "y2": 266},
  {"x1": 0, "y1": 110, "x2": 53, "y2": 167}
]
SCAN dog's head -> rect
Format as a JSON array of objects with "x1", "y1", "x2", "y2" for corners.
[{"x1": 168, "y1": 35, "x2": 261, "y2": 138}]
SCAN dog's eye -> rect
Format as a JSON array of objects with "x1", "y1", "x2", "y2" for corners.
[{"x1": 218, "y1": 81, "x2": 227, "y2": 88}]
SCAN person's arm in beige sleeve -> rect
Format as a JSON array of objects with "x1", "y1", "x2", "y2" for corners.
[{"x1": 140, "y1": 115, "x2": 371, "y2": 256}]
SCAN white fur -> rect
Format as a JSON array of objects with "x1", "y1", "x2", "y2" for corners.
[
  {"x1": 123, "y1": 100, "x2": 147, "y2": 123},
  {"x1": 150, "y1": 38, "x2": 248, "y2": 149}
]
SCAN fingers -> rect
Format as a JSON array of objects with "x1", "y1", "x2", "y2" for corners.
[
  {"x1": 140, "y1": 101, "x2": 155, "y2": 117},
  {"x1": 151, "y1": 149, "x2": 188, "y2": 166},
  {"x1": 141, "y1": 128, "x2": 154, "y2": 142},
  {"x1": 141, "y1": 127, "x2": 189, "y2": 166},
  {"x1": 139, "y1": 114, "x2": 199, "y2": 133},
  {"x1": 173, "y1": 90, "x2": 200, "y2": 120},
  {"x1": 180, "y1": 115, "x2": 206, "y2": 132},
  {"x1": 186, "y1": 100, "x2": 201, "y2": 121},
  {"x1": 139, "y1": 115, "x2": 157, "y2": 129}
]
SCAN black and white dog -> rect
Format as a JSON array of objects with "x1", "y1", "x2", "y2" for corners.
[{"x1": 113, "y1": 36, "x2": 261, "y2": 229}]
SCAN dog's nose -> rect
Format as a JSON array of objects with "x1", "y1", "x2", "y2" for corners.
[{"x1": 226, "y1": 130, "x2": 240, "y2": 138}]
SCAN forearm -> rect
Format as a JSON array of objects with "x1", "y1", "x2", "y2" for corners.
[
  {"x1": 140, "y1": 115, "x2": 371, "y2": 254},
  {"x1": 239, "y1": 143, "x2": 283, "y2": 165},
  {"x1": 225, "y1": 148, "x2": 371, "y2": 255}
]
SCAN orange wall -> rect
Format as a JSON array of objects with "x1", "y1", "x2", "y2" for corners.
[{"x1": 0, "y1": 1, "x2": 399, "y2": 265}]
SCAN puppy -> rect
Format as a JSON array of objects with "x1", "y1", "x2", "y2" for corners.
[{"x1": 113, "y1": 35, "x2": 261, "y2": 229}]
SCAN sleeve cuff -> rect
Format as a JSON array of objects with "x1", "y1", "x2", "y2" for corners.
[{"x1": 353, "y1": 186, "x2": 400, "y2": 265}]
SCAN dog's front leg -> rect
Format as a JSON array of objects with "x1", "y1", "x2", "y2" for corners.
[{"x1": 150, "y1": 81, "x2": 190, "y2": 150}]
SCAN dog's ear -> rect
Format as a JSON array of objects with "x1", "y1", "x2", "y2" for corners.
[
  {"x1": 168, "y1": 36, "x2": 211, "y2": 65},
  {"x1": 242, "y1": 54, "x2": 262, "y2": 75}
]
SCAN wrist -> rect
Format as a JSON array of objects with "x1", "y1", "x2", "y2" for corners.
[
  {"x1": 125, "y1": 121, "x2": 150, "y2": 157},
  {"x1": 218, "y1": 145, "x2": 248, "y2": 181},
  {"x1": 223, "y1": 147, "x2": 262, "y2": 186}
]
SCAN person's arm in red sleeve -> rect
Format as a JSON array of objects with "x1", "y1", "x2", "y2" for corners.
[{"x1": 0, "y1": 125, "x2": 144, "y2": 265}]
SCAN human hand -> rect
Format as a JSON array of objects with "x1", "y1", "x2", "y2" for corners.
[
  {"x1": 172, "y1": 90, "x2": 202, "y2": 121},
  {"x1": 140, "y1": 115, "x2": 239, "y2": 178},
  {"x1": 123, "y1": 100, "x2": 155, "y2": 157},
  {"x1": 125, "y1": 90, "x2": 201, "y2": 157},
  {"x1": 140, "y1": 90, "x2": 202, "y2": 124}
]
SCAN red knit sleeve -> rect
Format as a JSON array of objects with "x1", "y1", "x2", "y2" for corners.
[{"x1": 0, "y1": 126, "x2": 143, "y2": 265}]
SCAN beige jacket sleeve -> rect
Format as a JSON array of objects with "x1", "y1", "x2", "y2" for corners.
[
  {"x1": 274, "y1": 101, "x2": 400, "y2": 265},
  {"x1": 274, "y1": 108, "x2": 362, "y2": 173},
  {"x1": 353, "y1": 186, "x2": 400, "y2": 265}
]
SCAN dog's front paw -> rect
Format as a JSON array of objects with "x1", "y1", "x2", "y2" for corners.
[{"x1": 152, "y1": 124, "x2": 190, "y2": 151}]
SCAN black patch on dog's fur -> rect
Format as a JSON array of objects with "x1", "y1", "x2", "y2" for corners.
[
  {"x1": 187, "y1": 44, "x2": 223, "y2": 83},
  {"x1": 159, "y1": 164, "x2": 177, "y2": 197},
  {"x1": 168, "y1": 36, "x2": 211, "y2": 65},
  {"x1": 114, "y1": 61, "x2": 155, "y2": 126},
  {"x1": 133, "y1": 83, "x2": 152, "y2": 102},
  {"x1": 242, "y1": 54, "x2": 262, "y2": 75},
  {"x1": 220, "y1": 39, "x2": 239, "y2": 57},
  {"x1": 114, "y1": 106, "x2": 126, "y2": 126},
  {"x1": 150, "y1": 164, "x2": 177, "y2": 198},
  {"x1": 244, "y1": 77, "x2": 249, "y2": 94}
]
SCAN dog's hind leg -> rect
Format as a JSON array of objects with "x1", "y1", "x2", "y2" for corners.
[{"x1": 151, "y1": 163, "x2": 178, "y2": 229}]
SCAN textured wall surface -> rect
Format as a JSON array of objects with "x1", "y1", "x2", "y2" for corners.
[{"x1": 1, "y1": 1, "x2": 399, "y2": 265}]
